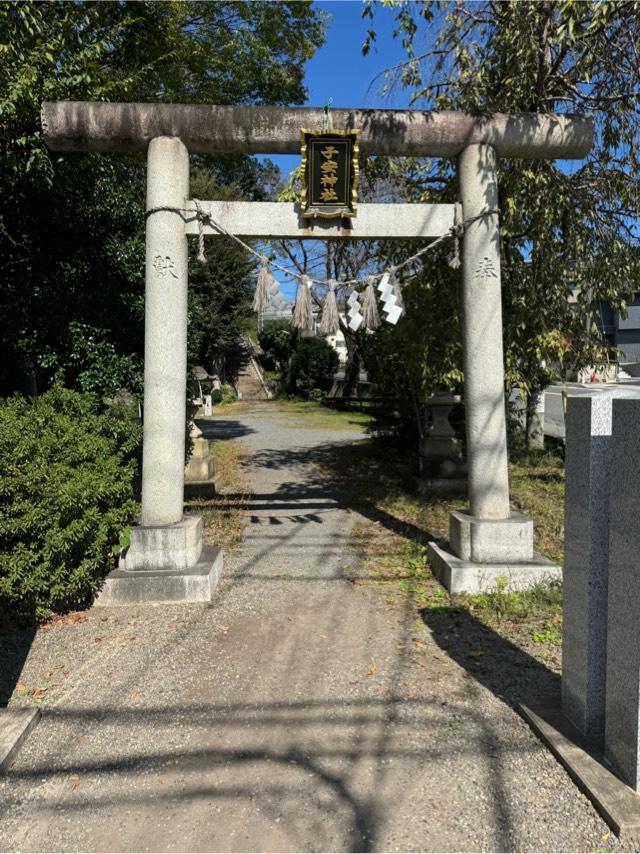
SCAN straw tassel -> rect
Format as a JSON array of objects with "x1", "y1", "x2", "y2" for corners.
[
  {"x1": 293, "y1": 274, "x2": 313, "y2": 330},
  {"x1": 448, "y1": 205, "x2": 462, "y2": 270},
  {"x1": 361, "y1": 277, "x2": 380, "y2": 330},
  {"x1": 253, "y1": 256, "x2": 272, "y2": 313},
  {"x1": 320, "y1": 279, "x2": 340, "y2": 335}
]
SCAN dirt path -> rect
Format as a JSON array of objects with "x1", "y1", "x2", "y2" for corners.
[{"x1": 0, "y1": 404, "x2": 619, "y2": 852}]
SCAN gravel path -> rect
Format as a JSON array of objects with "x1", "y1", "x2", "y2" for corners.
[{"x1": 0, "y1": 404, "x2": 622, "y2": 852}]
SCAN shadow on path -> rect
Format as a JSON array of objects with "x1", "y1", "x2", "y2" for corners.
[
  {"x1": 422, "y1": 607, "x2": 560, "y2": 709},
  {"x1": 196, "y1": 418, "x2": 256, "y2": 441},
  {"x1": 0, "y1": 626, "x2": 36, "y2": 707},
  {"x1": 241, "y1": 442, "x2": 440, "y2": 548}
]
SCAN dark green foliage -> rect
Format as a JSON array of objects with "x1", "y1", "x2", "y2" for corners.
[
  {"x1": 258, "y1": 319, "x2": 297, "y2": 372},
  {"x1": 359, "y1": 1, "x2": 639, "y2": 446},
  {"x1": 361, "y1": 244, "x2": 463, "y2": 444},
  {"x1": 187, "y1": 171, "x2": 257, "y2": 371},
  {"x1": 287, "y1": 337, "x2": 339, "y2": 399},
  {"x1": 0, "y1": 1, "x2": 327, "y2": 396},
  {"x1": 0, "y1": 387, "x2": 141, "y2": 621}
]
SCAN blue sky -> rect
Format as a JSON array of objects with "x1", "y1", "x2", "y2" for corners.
[
  {"x1": 265, "y1": 1, "x2": 412, "y2": 179},
  {"x1": 260, "y1": 1, "x2": 417, "y2": 299}
]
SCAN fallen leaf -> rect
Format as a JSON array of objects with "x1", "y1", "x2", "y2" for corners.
[
  {"x1": 65, "y1": 613, "x2": 88, "y2": 625},
  {"x1": 16, "y1": 683, "x2": 28, "y2": 693},
  {"x1": 32, "y1": 687, "x2": 48, "y2": 700},
  {"x1": 94, "y1": 636, "x2": 103, "y2": 643},
  {"x1": 68, "y1": 774, "x2": 79, "y2": 791},
  {"x1": 366, "y1": 663, "x2": 378, "y2": 677},
  {"x1": 319, "y1": 634, "x2": 327, "y2": 640},
  {"x1": 130, "y1": 688, "x2": 139, "y2": 700},
  {"x1": 602, "y1": 832, "x2": 611, "y2": 842},
  {"x1": 217, "y1": 625, "x2": 229, "y2": 634}
]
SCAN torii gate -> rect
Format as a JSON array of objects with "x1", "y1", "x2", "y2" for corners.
[{"x1": 42, "y1": 103, "x2": 593, "y2": 602}]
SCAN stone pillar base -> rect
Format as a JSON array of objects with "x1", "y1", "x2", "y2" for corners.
[
  {"x1": 121, "y1": 515, "x2": 203, "y2": 572},
  {"x1": 95, "y1": 546, "x2": 222, "y2": 606},
  {"x1": 95, "y1": 515, "x2": 224, "y2": 605},
  {"x1": 426, "y1": 508, "x2": 558, "y2": 595},
  {"x1": 450, "y1": 509, "x2": 534, "y2": 563},
  {"x1": 427, "y1": 540, "x2": 560, "y2": 595}
]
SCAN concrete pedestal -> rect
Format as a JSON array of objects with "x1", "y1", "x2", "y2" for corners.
[
  {"x1": 427, "y1": 540, "x2": 561, "y2": 594},
  {"x1": 449, "y1": 509, "x2": 533, "y2": 563},
  {"x1": 121, "y1": 515, "x2": 203, "y2": 571},
  {"x1": 184, "y1": 426, "x2": 219, "y2": 498},
  {"x1": 96, "y1": 546, "x2": 222, "y2": 606},
  {"x1": 428, "y1": 507, "x2": 557, "y2": 594},
  {"x1": 96, "y1": 515, "x2": 222, "y2": 605}
]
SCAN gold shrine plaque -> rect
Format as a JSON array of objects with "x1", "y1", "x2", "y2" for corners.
[{"x1": 300, "y1": 129, "x2": 359, "y2": 219}]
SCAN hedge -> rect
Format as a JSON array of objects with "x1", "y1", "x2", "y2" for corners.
[{"x1": 0, "y1": 386, "x2": 141, "y2": 620}]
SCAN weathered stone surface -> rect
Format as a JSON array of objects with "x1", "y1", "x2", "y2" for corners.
[
  {"x1": 458, "y1": 144, "x2": 510, "y2": 520},
  {"x1": 41, "y1": 102, "x2": 594, "y2": 158},
  {"x1": 185, "y1": 435, "x2": 217, "y2": 490},
  {"x1": 449, "y1": 510, "x2": 534, "y2": 563},
  {"x1": 185, "y1": 201, "x2": 456, "y2": 240},
  {"x1": 185, "y1": 455, "x2": 215, "y2": 481},
  {"x1": 605, "y1": 397, "x2": 640, "y2": 790},
  {"x1": 141, "y1": 136, "x2": 190, "y2": 526},
  {"x1": 0, "y1": 708, "x2": 41, "y2": 774},
  {"x1": 96, "y1": 546, "x2": 222, "y2": 606},
  {"x1": 561, "y1": 390, "x2": 640, "y2": 740},
  {"x1": 121, "y1": 515, "x2": 203, "y2": 572},
  {"x1": 427, "y1": 540, "x2": 560, "y2": 594}
]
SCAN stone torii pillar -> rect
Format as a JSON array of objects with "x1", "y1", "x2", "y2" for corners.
[{"x1": 42, "y1": 102, "x2": 593, "y2": 600}]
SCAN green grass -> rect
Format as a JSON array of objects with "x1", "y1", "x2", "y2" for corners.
[
  {"x1": 325, "y1": 439, "x2": 566, "y2": 668},
  {"x1": 274, "y1": 398, "x2": 374, "y2": 431},
  {"x1": 185, "y1": 439, "x2": 249, "y2": 552},
  {"x1": 207, "y1": 398, "x2": 374, "y2": 431}
]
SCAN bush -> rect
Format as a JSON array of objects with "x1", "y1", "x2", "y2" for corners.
[
  {"x1": 287, "y1": 337, "x2": 339, "y2": 398},
  {"x1": 0, "y1": 386, "x2": 141, "y2": 621},
  {"x1": 258, "y1": 319, "x2": 296, "y2": 372}
]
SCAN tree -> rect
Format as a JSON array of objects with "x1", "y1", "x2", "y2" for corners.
[
  {"x1": 188, "y1": 169, "x2": 260, "y2": 375},
  {"x1": 288, "y1": 337, "x2": 339, "y2": 399},
  {"x1": 258, "y1": 319, "x2": 297, "y2": 373},
  {"x1": 362, "y1": 1, "x2": 640, "y2": 444},
  {"x1": 0, "y1": 1, "x2": 327, "y2": 395}
]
